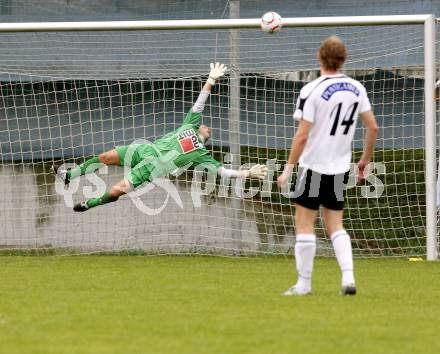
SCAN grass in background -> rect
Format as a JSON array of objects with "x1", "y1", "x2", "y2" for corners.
[{"x1": 0, "y1": 256, "x2": 439, "y2": 354}]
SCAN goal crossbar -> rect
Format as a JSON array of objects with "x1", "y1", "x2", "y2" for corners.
[{"x1": 0, "y1": 15, "x2": 434, "y2": 32}]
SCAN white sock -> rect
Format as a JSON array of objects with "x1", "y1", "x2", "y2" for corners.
[
  {"x1": 331, "y1": 230, "x2": 355, "y2": 286},
  {"x1": 294, "y1": 234, "x2": 316, "y2": 290}
]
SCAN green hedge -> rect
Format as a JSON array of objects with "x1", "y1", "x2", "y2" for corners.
[{"x1": 211, "y1": 146, "x2": 427, "y2": 255}]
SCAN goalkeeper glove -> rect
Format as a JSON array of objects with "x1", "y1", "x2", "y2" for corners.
[
  {"x1": 244, "y1": 164, "x2": 268, "y2": 179},
  {"x1": 207, "y1": 62, "x2": 227, "y2": 85}
]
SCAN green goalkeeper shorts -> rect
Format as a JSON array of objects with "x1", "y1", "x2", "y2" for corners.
[
  {"x1": 115, "y1": 144, "x2": 157, "y2": 189},
  {"x1": 115, "y1": 144, "x2": 143, "y2": 168}
]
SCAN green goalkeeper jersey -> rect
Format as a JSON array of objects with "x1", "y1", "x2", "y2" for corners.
[{"x1": 118, "y1": 109, "x2": 221, "y2": 188}]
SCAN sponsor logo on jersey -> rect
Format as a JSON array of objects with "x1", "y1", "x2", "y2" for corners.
[
  {"x1": 321, "y1": 82, "x2": 360, "y2": 101},
  {"x1": 177, "y1": 128, "x2": 200, "y2": 154}
]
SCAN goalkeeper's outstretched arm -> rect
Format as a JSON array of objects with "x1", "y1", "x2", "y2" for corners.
[
  {"x1": 191, "y1": 63, "x2": 227, "y2": 113},
  {"x1": 218, "y1": 165, "x2": 268, "y2": 180}
]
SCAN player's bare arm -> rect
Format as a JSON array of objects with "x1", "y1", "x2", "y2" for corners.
[
  {"x1": 357, "y1": 110, "x2": 379, "y2": 182},
  {"x1": 277, "y1": 119, "x2": 312, "y2": 187}
]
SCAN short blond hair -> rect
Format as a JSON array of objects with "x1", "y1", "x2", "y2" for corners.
[{"x1": 317, "y1": 36, "x2": 347, "y2": 71}]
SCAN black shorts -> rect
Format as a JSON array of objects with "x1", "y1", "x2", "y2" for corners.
[{"x1": 290, "y1": 168, "x2": 349, "y2": 211}]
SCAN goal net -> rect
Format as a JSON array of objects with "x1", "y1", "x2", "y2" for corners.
[{"x1": 0, "y1": 17, "x2": 436, "y2": 257}]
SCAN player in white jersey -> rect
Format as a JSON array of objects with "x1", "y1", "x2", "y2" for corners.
[{"x1": 277, "y1": 36, "x2": 378, "y2": 296}]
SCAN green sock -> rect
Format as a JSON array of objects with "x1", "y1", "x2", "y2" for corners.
[
  {"x1": 86, "y1": 192, "x2": 119, "y2": 209},
  {"x1": 69, "y1": 156, "x2": 103, "y2": 180}
]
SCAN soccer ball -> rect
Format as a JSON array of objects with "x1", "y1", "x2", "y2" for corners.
[{"x1": 260, "y1": 11, "x2": 282, "y2": 34}]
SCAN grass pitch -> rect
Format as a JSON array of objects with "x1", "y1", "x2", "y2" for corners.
[{"x1": 0, "y1": 256, "x2": 439, "y2": 354}]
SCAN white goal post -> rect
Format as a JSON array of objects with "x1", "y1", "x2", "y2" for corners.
[{"x1": 0, "y1": 15, "x2": 436, "y2": 259}]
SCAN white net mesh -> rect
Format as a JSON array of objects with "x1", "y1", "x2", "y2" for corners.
[{"x1": 0, "y1": 23, "x2": 431, "y2": 256}]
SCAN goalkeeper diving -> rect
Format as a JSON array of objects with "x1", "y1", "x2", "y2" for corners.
[{"x1": 53, "y1": 63, "x2": 268, "y2": 212}]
